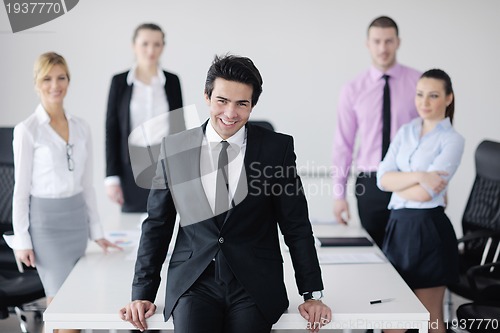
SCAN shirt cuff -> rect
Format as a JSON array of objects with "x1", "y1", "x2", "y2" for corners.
[
  {"x1": 376, "y1": 170, "x2": 386, "y2": 191},
  {"x1": 332, "y1": 179, "x2": 347, "y2": 200},
  {"x1": 5, "y1": 232, "x2": 33, "y2": 250},
  {"x1": 104, "y1": 176, "x2": 121, "y2": 186},
  {"x1": 88, "y1": 222, "x2": 104, "y2": 241},
  {"x1": 333, "y1": 193, "x2": 346, "y2": 200},
  {"x1": 421, "y1": 182, "x2": 439, "y2": 199}
]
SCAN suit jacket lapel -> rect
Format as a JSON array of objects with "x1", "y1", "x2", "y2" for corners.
[
  {"x1": 121, "y1": 78, "x2": 133, "y2": 160},
  {"x1": 243, "y1": 123, "x2": 262, "y2": 175},
  {"x1": 186, "y1": 124, "x2": 216, "y2": 230},
  {"x1": 195, "y1": 122, "x2": 221, "y2": 232},
  {"x1": 167, "y1": 124, "x2": 219, "y2": 231},
  {"x1": 123, "y1": 77, "x2": 133, "y2": 135},
  {"x1": 163, "y1": 71, "x2": 172, "y2": 110}
]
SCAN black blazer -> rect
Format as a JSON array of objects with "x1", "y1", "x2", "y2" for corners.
[
  {"x1": 105, "y1": 70, "x2": 183, "y2": 178},
  {"x1": 132, "y1": 123, "x2": 323, "y2": 325}
]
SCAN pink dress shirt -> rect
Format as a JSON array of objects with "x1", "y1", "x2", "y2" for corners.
[{"x1": 332, "y1": 63, "x2": 421, "y2": 199}]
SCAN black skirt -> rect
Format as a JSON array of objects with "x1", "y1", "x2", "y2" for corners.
[{"x1": 382, "y1": 207, "x2": 459, "y2": 289}]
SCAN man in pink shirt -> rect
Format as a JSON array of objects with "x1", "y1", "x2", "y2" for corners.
[{"x1": 332, "y1": 16, "x2": 421, "y2": 247}]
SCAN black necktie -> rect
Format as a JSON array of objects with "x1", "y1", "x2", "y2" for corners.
[
  {"x1": 382, "y1": 74, "x2": 391, "y2": 159},
  {"x1": 214, "y1": 141, "x2": 233, "y2": 285},
  {"x1": 215, "y1": 141, "x2": 229, "y2": 228}
]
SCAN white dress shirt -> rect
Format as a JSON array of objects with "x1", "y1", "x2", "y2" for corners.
[
  {"x1": 200, "y1": 121, "x2": 247, "y2": 214},
  {"x1": 105, "y1": 65, "x2": 169, "y2": 186},
  {"x1": 11, "y1": 104, "x2": 103, "y2": 250}
]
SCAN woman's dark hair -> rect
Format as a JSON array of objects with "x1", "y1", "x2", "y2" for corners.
[
  {"x1": 133, "y1": 23, "x2": 165, "y2": 45},
  {"x1": 204, "y1": 54, "x2": 263, "y2": 106},
  {"x1": 421, "y1": 69, "x2": 455, "y2": 123}
]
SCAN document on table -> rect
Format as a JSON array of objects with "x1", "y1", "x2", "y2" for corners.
[
  {"x1": 105, "y1": 230, "x2": 141, "y2": 248},
  {"x1": 105, "y1": 230, "x2": 174, "y2": 261},
  {"x1": 318, "y1": 252, "x2": 386, "y2": 264}
]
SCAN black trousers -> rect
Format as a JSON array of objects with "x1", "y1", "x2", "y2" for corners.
[
  {"x1": 355, "y1": 172, "x2": 392, "y2": 247},
  {"x1": 172, "y1": 261, "x2": 272, "y2": 333}
]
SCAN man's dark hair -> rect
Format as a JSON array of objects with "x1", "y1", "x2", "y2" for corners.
[
  {"x1": 368, "y1": 16, "x2": 399, "y2": 36},
  {"x1": 204, "y1": 54, "x2": 263, "y2": 106}
]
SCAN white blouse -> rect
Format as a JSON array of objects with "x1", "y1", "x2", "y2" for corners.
[
  {"x1": 128, "y1": 65, "x2": 169, "y2": 133},
  {"x1": 11, "y1": 104, "x2": 103, "y2": 250},
  {"x1": 105, "y1": 65, "x2": 169, "y2": 186}
]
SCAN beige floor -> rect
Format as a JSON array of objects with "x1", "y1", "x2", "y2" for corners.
[{"x1": 0, "y1": 293, "x2": 470, "y2": 333}]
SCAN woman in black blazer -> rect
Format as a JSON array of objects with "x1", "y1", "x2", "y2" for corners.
[{"x1": 105, "y1": 23, "x2": 184, "y2": 212}]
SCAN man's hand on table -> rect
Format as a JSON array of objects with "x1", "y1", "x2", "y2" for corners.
[{"x1": 119, "y1": 300, "x2": 156, "y2": 332}]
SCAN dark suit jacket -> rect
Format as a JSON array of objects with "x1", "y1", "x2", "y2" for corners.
[
  {"x1": 105, "y1": 70, "x2": 183, "y2": 212},
  {"x1": 132, "y1": 122, "x2": 323, "y2": 325}
]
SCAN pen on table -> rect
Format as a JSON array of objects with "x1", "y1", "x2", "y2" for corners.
[{"x1": 370, "y1": 298, "x2": 394, "y2": 305}]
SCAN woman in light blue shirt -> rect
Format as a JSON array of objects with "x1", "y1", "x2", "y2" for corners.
[{"x1": 377, "y1": 69, "x2": 464, "y2": 333}]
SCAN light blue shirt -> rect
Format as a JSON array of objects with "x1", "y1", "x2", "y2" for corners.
[{"x1": 377, "y1": 117, "x2": 465, "y2": 209}]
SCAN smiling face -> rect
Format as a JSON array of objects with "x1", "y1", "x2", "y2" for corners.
[
  {"x1": 366, "y1": 27, "x2": 400, "y2": 71},
  {"x1": 133, "y1": 28, "x2": 164, "y2": 68},
  {"x1": 36, "y1": 64, "x2": 69, "y2": 107},
  {"x1": 415, "y1": 77, "x2": 453, "y2": 123},
  {"x1": 206, "y1": 78, "x2": 253, "y2": 140}
]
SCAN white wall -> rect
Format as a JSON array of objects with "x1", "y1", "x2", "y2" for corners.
[{"x1": 1, "y1": 0, "x2": 499, "y2": 235}]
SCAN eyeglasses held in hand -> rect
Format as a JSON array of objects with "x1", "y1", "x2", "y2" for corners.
[{"x1": 66, "y1": 143, "x2": 74, "y2": 171}]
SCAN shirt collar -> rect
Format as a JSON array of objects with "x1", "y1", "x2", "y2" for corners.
[
  {"x1": 205, "y1": 119, "x2": 246, "y2": 149},
  {"x1": 126, "y1": 64, "x2": 166, "y2": 86},
  {"x1": 413, "y1": 116, "x2": 452, "y2": 135},
  {"x1": 369, "y1": 62, "x2": 402, "y2": 81},
  {"x1": 437, "y1": 117, "x2": 452, "y2": 130},
  {"x1": 35, "y1": 103, "x2": 72, "y2": 124}
]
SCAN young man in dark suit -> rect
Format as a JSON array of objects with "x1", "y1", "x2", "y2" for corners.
[{"x1": 119, "y1": 54, "x2": 331, "y2": 333}]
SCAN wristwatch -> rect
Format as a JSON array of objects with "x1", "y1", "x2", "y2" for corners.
[{"x1": 303, "y1": 290, "x2": 323, "y2": 301}]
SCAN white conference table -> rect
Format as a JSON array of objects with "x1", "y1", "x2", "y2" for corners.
[{"x1": 44, "y1": 216, "x2": 429, "y2": 332}]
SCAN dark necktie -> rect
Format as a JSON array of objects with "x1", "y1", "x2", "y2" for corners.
[
  {"x1": 214, "y1": 141, "x2": 233, "y2": 285},
  {"x1": 382, "y1": 74, "x2": 391, "y2": 159},
  {"x1": 215, "y1": 141, "x2": 229, "y2": 228}
]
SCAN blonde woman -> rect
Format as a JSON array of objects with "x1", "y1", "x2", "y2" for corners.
[{"x1": 11, "y1": 52, "x2": 120, "y2": 331}]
